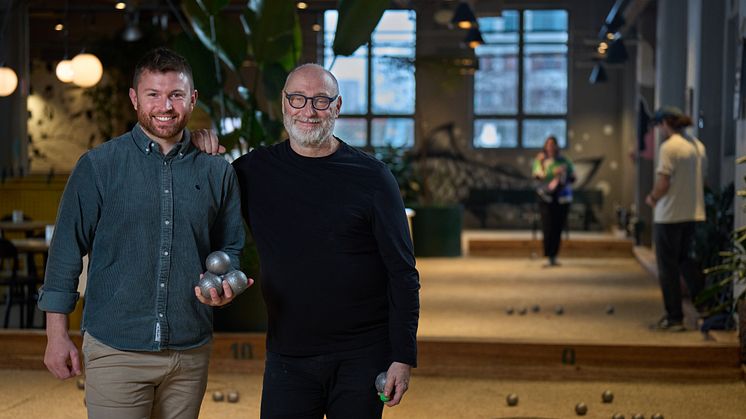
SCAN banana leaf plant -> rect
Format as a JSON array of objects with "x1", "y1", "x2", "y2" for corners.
[{"x1": 175, "y1": 0, "x2": 389, "y2": 152}]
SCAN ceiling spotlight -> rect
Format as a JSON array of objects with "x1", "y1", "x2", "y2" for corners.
[
  {"x1": 311, "y1": 23, "x2": 321, "y2": 32},
  {"x1": 115, "y1": 2, "x2": 126, "y2": 10},
  {"x1": 464, "y1": 27, "x2": 484, "y2": 49},
  {"x1": 297, "y1": 2, "x2": 308, "y2": 10},
  {"x1": 605, "y1": 38, "x2": 628, "y2": 64},
  {"x1": 54, "y1": 21, "x2": 64, "y2": 31},
  {"x1": 451, "y1": 1, "x2": 477, "y2": 29}
]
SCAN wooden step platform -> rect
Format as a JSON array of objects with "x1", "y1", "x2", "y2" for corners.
[
  {"x1": 2, "y1": 331, "x2": 740, "y2": 382},
  {"x1": 467, "y1": 231, "x2": 634, "y2": 258}
]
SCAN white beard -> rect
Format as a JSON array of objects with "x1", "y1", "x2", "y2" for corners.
[{"x1": 284, "y1": 113, "x2": 336, "y2": 147}]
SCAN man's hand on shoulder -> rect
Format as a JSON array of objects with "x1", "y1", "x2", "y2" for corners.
[
  {"x1": 383, "y1": 361, "x2": 412, "y2": 407},
  {"x1": 191, "y1": 129, "x2": 225, "y2": 155}
]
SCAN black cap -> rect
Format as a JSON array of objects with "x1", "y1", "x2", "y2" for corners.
[{"x1": 652, "y1": 106, "x2": 685, "y2": 125}]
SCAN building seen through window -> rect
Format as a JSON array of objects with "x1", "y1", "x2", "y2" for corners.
[
  {"x1": 474, "y1": 9, "x2": 568, "y2": 149},
  {"x1": 324, "y1": 10, "x2": 416, "y2": 149}
]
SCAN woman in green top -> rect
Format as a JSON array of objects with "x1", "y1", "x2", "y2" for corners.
[{"x1": 532, "y1": 135, "x2": 575, "y2": 267}]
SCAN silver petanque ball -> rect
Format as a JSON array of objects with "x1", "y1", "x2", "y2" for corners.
[
  {"x1": 602, "y1": 389, "x2": 614, "y2": 403},
  {"x1": 374, "y1": 372, "x2": 387, "y2": 393},
  {"x1": 212, "y1": 391, "x2": 224, "y2": 402},
  {"x1": 224, "y1": 270, "x2": 249, "y2": 295},
  {"x1": 227, "y1": 391, "x2": 239, "y2": 403},
  {"x1": 206, "y1": 251, "x2": 232, "y2": 275},
  {"x1": 199, "y1": 272, "x2": 224, "y2": 298},
  {"x1": 506, "y1": 393, "x2": 519, "y2": 406}
]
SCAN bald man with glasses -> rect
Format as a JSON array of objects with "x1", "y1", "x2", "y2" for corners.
[{"x1": 193, "y1": 63, "x2": 420, "y2": 419}]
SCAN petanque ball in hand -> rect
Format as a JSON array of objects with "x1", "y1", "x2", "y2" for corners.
[
  {"x1": 199, "y1": 272, "x2": 223, "y2": 298},
  {"x1": 206, "y1": 251, "x2": 232, "y2": 275},
  {"x1": 224, "y1": 270, "x2": 249, "y2": 295}
]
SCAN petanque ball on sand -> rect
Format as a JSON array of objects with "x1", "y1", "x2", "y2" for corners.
[
  {"x1": 631, "y1": 414, "x2": 644, "y2": 419},
  {"x1": 227, "y1": 391, "x2": 239, "y2": 403},
  {"x1": 212, "y1": 391, "x2": 224, "y2": 402},
  {"x1": 606, "y1": 305, "x2": 615, "y2": 315},
  {"x1": 505, "y1": 306, "x2": 515, "y2": 315},
  {"x1": 518, "y1": 307, "x2": 528, "y2": 315},
  {"x1": 612, "y1": 414, "x2": 625, "y2": 419},
  {"x1": 224, "y1": 270, "x2": 249, "y2": 295},
  {"x1": 602, "y1": 389, "x2": 614, "y2": 403},
  {"x1": 531, "y1": 304, "x2": 540, "y2": 313},
  {"x1": 651, "y1": 414, "x2": 664, "y2": 419},
  {"x1": 198, "y1": 272, "x2": 223, "y2": 298},
  {"x1": 554, "y1": 305, "x2": 564, "y2": 315},
  {"x1": 76, "y1": 378, "x2": 85, "y2": 390},
  {"x1": 506, "y1": 393, "x2": 518, "y2": 406},
  {"x1": 575, "y1": 402, "x2": 587, "y2": 416},
  {"x1": 206, "y1": 251, "x2": 232, "y2": 275}
]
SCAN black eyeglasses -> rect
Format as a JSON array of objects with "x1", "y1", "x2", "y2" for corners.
[{"x1": 285, "y1": 93, "x2": 338, "y2": 111}]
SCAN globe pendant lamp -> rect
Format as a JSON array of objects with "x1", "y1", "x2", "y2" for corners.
[
  {"x1": 0, "y1": 66, "x2": 18, "y2": 96},
  {"x1": 56, "y1": 59, "x2": 74, "y2": 83},
  {"x1": 71, "y1": 53, "x2": 103, "y2": 87}
]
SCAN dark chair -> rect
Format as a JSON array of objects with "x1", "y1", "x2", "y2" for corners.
[{"x1": 0, "y1": 238, "x2": 41, "y2": 328}]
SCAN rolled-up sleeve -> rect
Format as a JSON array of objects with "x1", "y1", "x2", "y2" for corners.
[{"x1": 38, "y1": 154, "x2": 102, "y2": 313}]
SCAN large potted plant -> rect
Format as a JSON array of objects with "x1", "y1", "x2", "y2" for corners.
[{"x1": 376, "y1": 144, "x2": 464, "y2": 257}]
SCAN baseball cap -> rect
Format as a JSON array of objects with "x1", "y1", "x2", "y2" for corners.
[{"x1": 652, "y1": 106, "x2": 685, "y2": 125}]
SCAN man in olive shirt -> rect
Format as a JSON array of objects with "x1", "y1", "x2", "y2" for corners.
[{"x1": 38, "y1": 48, "x2": 246, "y2": 419}]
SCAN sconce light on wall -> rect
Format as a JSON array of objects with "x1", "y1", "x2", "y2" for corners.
[
  {"x1": 0, "y1": 66, "x2": 18, "y2": 96},
  {"x1": 464, "y1": 27, "x2": 484, "y2": 49},
  {"x1": 451, "y1": 1, "x2": 477, "y2": 29}
]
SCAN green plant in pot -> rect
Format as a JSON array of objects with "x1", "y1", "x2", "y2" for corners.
[
  {"x1": 177, "y1": 0, "x2": 391, "y2": 330},
  {"x1": 697, "y1": 158, "x2": 746, "y2": 355}
]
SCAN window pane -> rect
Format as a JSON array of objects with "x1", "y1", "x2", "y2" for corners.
[
  {"x1": 327, "y1": 56, "x2": 368, "y2": 114},
  {"x1": 524, "y1": 10, "x2": 568, "y2": 36},
  {"x1": 475, "y1": 44, "x2": 519, "y2": 115},
  {"x1": 523, "y1": 44, "x2": 568, "y2": 114},
  {"x1": 474, "y1": 119, "x2": 518, "y2": 148},
  {"x1": 334, "y1": 118, "x2": 367, "y2": 147},
  {"x1": 372, "y1": 11, "x2": 415, "y2": 115},
  {"x1": 522, "y1": 119, "x2": 566, "y2": 148},
  {"x1": 371, "y1": 118, "x2": 414, "y2": 148}
]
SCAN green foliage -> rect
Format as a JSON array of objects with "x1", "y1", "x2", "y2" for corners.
[
  {"x1": 333, "y1": 0, "x2": 389, "y2": 56},
  {"x1": 374, "y1": 145, "x2": 422, "y2": 207},
  {"x1": 697, "y1": 174, "x2": 745, "y2": 319}
]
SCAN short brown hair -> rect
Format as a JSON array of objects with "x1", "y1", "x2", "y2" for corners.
[{"x1": 133, "y1": 48, "x2": 194, "y2": 91}]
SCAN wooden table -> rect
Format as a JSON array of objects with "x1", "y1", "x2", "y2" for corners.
[
  {"x1": 7, "y1": 239, "x2": 49, "y2": 329},
  {"x1": 10, "y1": 238, "x2": 49, "y2": 254},
  {"x1": 0, "y1": 221, "x2": 53, "y2": 238}
]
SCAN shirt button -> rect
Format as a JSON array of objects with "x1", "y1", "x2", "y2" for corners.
[
  {"x1": 163, "y1": 161, "x2": 167, "y2": 166},
  {"x1": 163, "y1": 251, "x2": 169, "y2": 256},
  {"x1": 159, "y1": 313, "x2": 164, "y2": 317},
  {"x1": 160, "y1": 283, "x2": 165, "y2": 288},
  {"x1": 165, "y1": 220, "x2": 170, "y2": 225},
  {"x1": 165, "y1": 189, "x2": 169, "y2": 193}
]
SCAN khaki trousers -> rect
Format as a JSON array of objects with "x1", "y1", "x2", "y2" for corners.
[{"x1": 82, "y1": 333, "x2": 212, "y2": 419}]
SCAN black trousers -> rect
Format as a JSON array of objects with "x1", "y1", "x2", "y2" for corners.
[
  {"x1": 653, "y1": 221, "x2": 702, "y2": 323},
  {"x1": 260, "y1": 341, "x2": 391, "y2": 419},
  {"x1": 539, "y1": 201, "x2": 569, "y2": 259}
]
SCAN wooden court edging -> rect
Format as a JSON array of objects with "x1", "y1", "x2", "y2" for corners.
[
  {"x1": 1, "y1": 331, "x2": 741, "y2": 382},
  {"x1": 468, "y1": 238, "x2": 634, "y2": 258}
]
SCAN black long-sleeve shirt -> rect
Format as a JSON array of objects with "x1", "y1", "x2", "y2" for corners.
[{"x1": 232, "y1": 139, "x2": 419, "y2": 366}]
